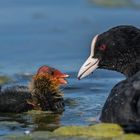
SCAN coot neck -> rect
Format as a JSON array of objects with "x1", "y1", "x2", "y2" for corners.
[{"x1": 28, "y1": 77, "x2": 61, "y2": 110}]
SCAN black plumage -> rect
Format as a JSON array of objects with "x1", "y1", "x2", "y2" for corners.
[
  {"x1": 0, "y1": 84, "x2": 64, "y2": 113},
  {"x1": 97, "y1": 26, "x2": 140, "y2": 124},
  {"x1": 100, "y1": 71, "x2": 140, "y2": 124},
  {"x1": 0, "y1": 86, "x2": 32, "y2": 113},
  {"x1": 78, "y1": 25, "x2": 140, "y2": 125},
  {"x1": 96, "y1": 25, "x2": 140, "y2": 77},
  {"x1": 0, "y1": 66, "x2": 68, "y2": 113}
]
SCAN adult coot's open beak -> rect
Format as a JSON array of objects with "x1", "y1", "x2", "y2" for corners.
[
  {"x1": 77, "y1": 35, "x2": 99, "y2": 80},
  {"x1": 77, "y1": 57, "x2": 99, "y2": 80}
]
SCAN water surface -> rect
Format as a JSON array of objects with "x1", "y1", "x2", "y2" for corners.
[{"x1": 0, "y1": 0, "x2": 139, "y2": 136}]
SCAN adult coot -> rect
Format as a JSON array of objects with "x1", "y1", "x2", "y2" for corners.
[
  {"x1": 0, "y1": 66, "x2": 69, "y2": 113},
  {"x1": 78, "y1": 25, "x2": 140, "y2": 124}
]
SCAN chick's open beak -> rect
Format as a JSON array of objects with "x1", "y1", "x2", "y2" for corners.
[
  {"x1": 58, "y1": 73, "x2": 69, "y2": 85},
  {"x1": 54, "y1": 70, "x2": 69, "y2": 85}
]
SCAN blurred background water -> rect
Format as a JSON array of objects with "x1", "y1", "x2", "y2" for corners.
[{"x1": 0, "y1": 0, "x2": 140, "y2": 136}]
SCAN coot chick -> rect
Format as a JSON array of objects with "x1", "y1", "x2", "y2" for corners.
[
  {"x1": 78, "y1": 25, "x2": 140, "y2": 124},
  {"x1": 0, "y1": 66, "x2": 69, "y2": 113}
]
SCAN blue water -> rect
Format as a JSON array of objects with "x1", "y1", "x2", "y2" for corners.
[{"x1": 0, "y1": 0, "x2": 139, "y2": 136}]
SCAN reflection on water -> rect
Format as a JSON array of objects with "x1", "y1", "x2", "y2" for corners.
[
  {"x1": 26, "y1": 111, "x2": 62, "y2": 131},
  {"x1": 0, "y1": 111, "x2": 61, "y2": 135},
  {"x1": 0, "y1": 70, "x2": 124, "y2": 135},
  {"x1": 0, "y1": 0, "x2": 139, "y2": 136}
]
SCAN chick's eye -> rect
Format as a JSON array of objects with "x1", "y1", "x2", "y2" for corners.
[
  {"x1": 99, "y1": 44, "x2": 106, "y2": 51},
  {"x1": 51, "y1": 71, "x2": 54, "y2": 75}
]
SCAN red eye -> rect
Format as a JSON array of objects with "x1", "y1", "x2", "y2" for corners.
[{"x1": 99, "y1": 44, "x2": 106, "y2": 51}]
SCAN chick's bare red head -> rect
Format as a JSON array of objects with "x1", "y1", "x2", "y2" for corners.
[{"x1": 37, "y1": 65, "x2": 69, "y2": 85}]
